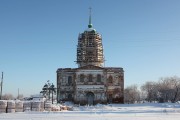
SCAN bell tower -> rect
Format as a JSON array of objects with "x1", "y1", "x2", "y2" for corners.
[{"x1": 76, "y1": 8, "x2": 104, "y2": 67}]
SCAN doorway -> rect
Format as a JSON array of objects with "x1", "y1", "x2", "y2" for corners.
[{"x1": 86, "y1": 92, "x2": 94, "y2": 105}]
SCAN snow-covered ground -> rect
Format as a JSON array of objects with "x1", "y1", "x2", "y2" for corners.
[{"x1": 0, "y1": 103, "x2": 180, "y2": 120}]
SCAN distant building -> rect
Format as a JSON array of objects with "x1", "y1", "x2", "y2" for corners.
[{"x1": 57, "y1": 9, "x2": 124, "y2": 105}]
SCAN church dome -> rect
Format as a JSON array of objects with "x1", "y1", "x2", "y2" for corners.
[{"x1": 85, "y1": 27, "x2": 96, "y2": 32}]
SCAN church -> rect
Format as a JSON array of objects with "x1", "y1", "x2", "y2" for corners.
[{"x1": 56, "y1": 10, "x2": 124, "y2": 105}]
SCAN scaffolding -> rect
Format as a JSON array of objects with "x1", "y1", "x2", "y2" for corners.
[{"x1": 76, "y1": 30, "x2": 104, "y2": 67}]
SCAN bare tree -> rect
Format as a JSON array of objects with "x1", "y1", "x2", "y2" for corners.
[
  {"x1": 139, "y1": 90, "x2": 146, "y2": 103},
  {"x1": 140, "y1": 76, "x2": 180, "y2": 103},
  {"x1": 158, "y1": 76, "x2": 180, "y2": 103},
  {"x1": 141, "y1": 81, "x2": 158, "y2": 102},
  {"x1": 124, "y1": 85, "x2": 140, "y2": 103},
  {"x1": 169, "y1": 76, "x2": 180, "y2": 102},
  {"x1": 2, "y1": 93, "x2": 14, "y2": 100}
]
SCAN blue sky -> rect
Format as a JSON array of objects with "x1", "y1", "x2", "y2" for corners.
[{"x1": 0, "y1": 0, "x2": 180, "y2": 97}]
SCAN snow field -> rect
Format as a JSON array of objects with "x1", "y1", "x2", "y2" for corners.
[
  {"x1": 0, "y1": 111, "x2": 180, "y2": 120},
  {"x1": 0, "y1": 103, "x2": 180, "y2": 120}
]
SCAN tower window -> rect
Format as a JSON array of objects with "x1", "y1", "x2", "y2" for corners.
[
  {"x1": 68, "y1": 76, "x2": 72, "y2": 85},
  {"x1": 97, "y1": 74, "x2": 101, "y2": 82},
  {"x1": 88, "y1": 74, "x2": 93, "y2": 82},
  {"x1": 80, "y1": 74, "x2": 84, "y2": 82},
  {"x1": 108, "y1": 75, "x2": 113, "y2": 83}
]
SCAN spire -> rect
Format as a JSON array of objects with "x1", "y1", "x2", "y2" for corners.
[{"x1": 88, "y1": 7, "x2": 93, "y2": 28}]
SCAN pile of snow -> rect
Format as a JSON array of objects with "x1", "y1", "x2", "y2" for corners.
[
  {"x1": 51, "y1": 104, "x2": 61, "y2": 111},
  {"x1": 1, "y1": 100, "x2": 64, "y2": 113},
  {"x1": 15, "y1": 100, "x2": 23, "y2": 112},
  {"x1": 0, "y1": 100, "x2": 7, "y2": 113},
  {"x1": 44, "y1": 102, "x2": 52, "y2": 111},
  {"x1": 31, "y1": 101, "x2": 44, "y2": 111},
  {"x1": 23, "y1": 101, "x2": 31, "y2": 111},
  {"x1": 7, "y1": 101, "x2": 15, "y2": 113}
]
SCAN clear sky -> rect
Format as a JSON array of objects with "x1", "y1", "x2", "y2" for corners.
[{"x1": 0, "y1": 0, "x2": 180, "y2": 97}]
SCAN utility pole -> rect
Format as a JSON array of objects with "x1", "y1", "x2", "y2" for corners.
[
  {"x1": 0, "y1": 72, "x2": 3, "y2": 100},
  {"x1": 18, "y1": 88, "x2": 19, "y2": 99}
]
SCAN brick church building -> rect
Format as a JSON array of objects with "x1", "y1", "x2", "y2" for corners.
[{"x1": 57, "y1": 9, "x2": 124, "y2": 105}]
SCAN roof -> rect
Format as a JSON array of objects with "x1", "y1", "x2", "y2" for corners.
[{"x1": 76, "y1": 65, "x2": 104, "y2": 70}]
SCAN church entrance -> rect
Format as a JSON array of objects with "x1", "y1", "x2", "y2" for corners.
[
  {"x1": 108, "y1": 94, "x2": 113, "y2": 103},
  {"x1": 86, "y1": 92, "x2": 94, "y2": 105}
]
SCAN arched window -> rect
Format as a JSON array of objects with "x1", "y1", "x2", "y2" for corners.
[
  {"x1": 80, "y1": 74, "x2": 84, "y2": 82},
  {"x1": 97, "y1": 74, "x2": 101, "y2": 82},
  {"x1": 68, "y1": 76, "x2": 72, "y2": 85},
  {"x1": 88, "y1": 74, "x2": 93, "y2": 82},
  {"x1": 108, "y1": 75, "x2": 113, "y2": 83}
]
